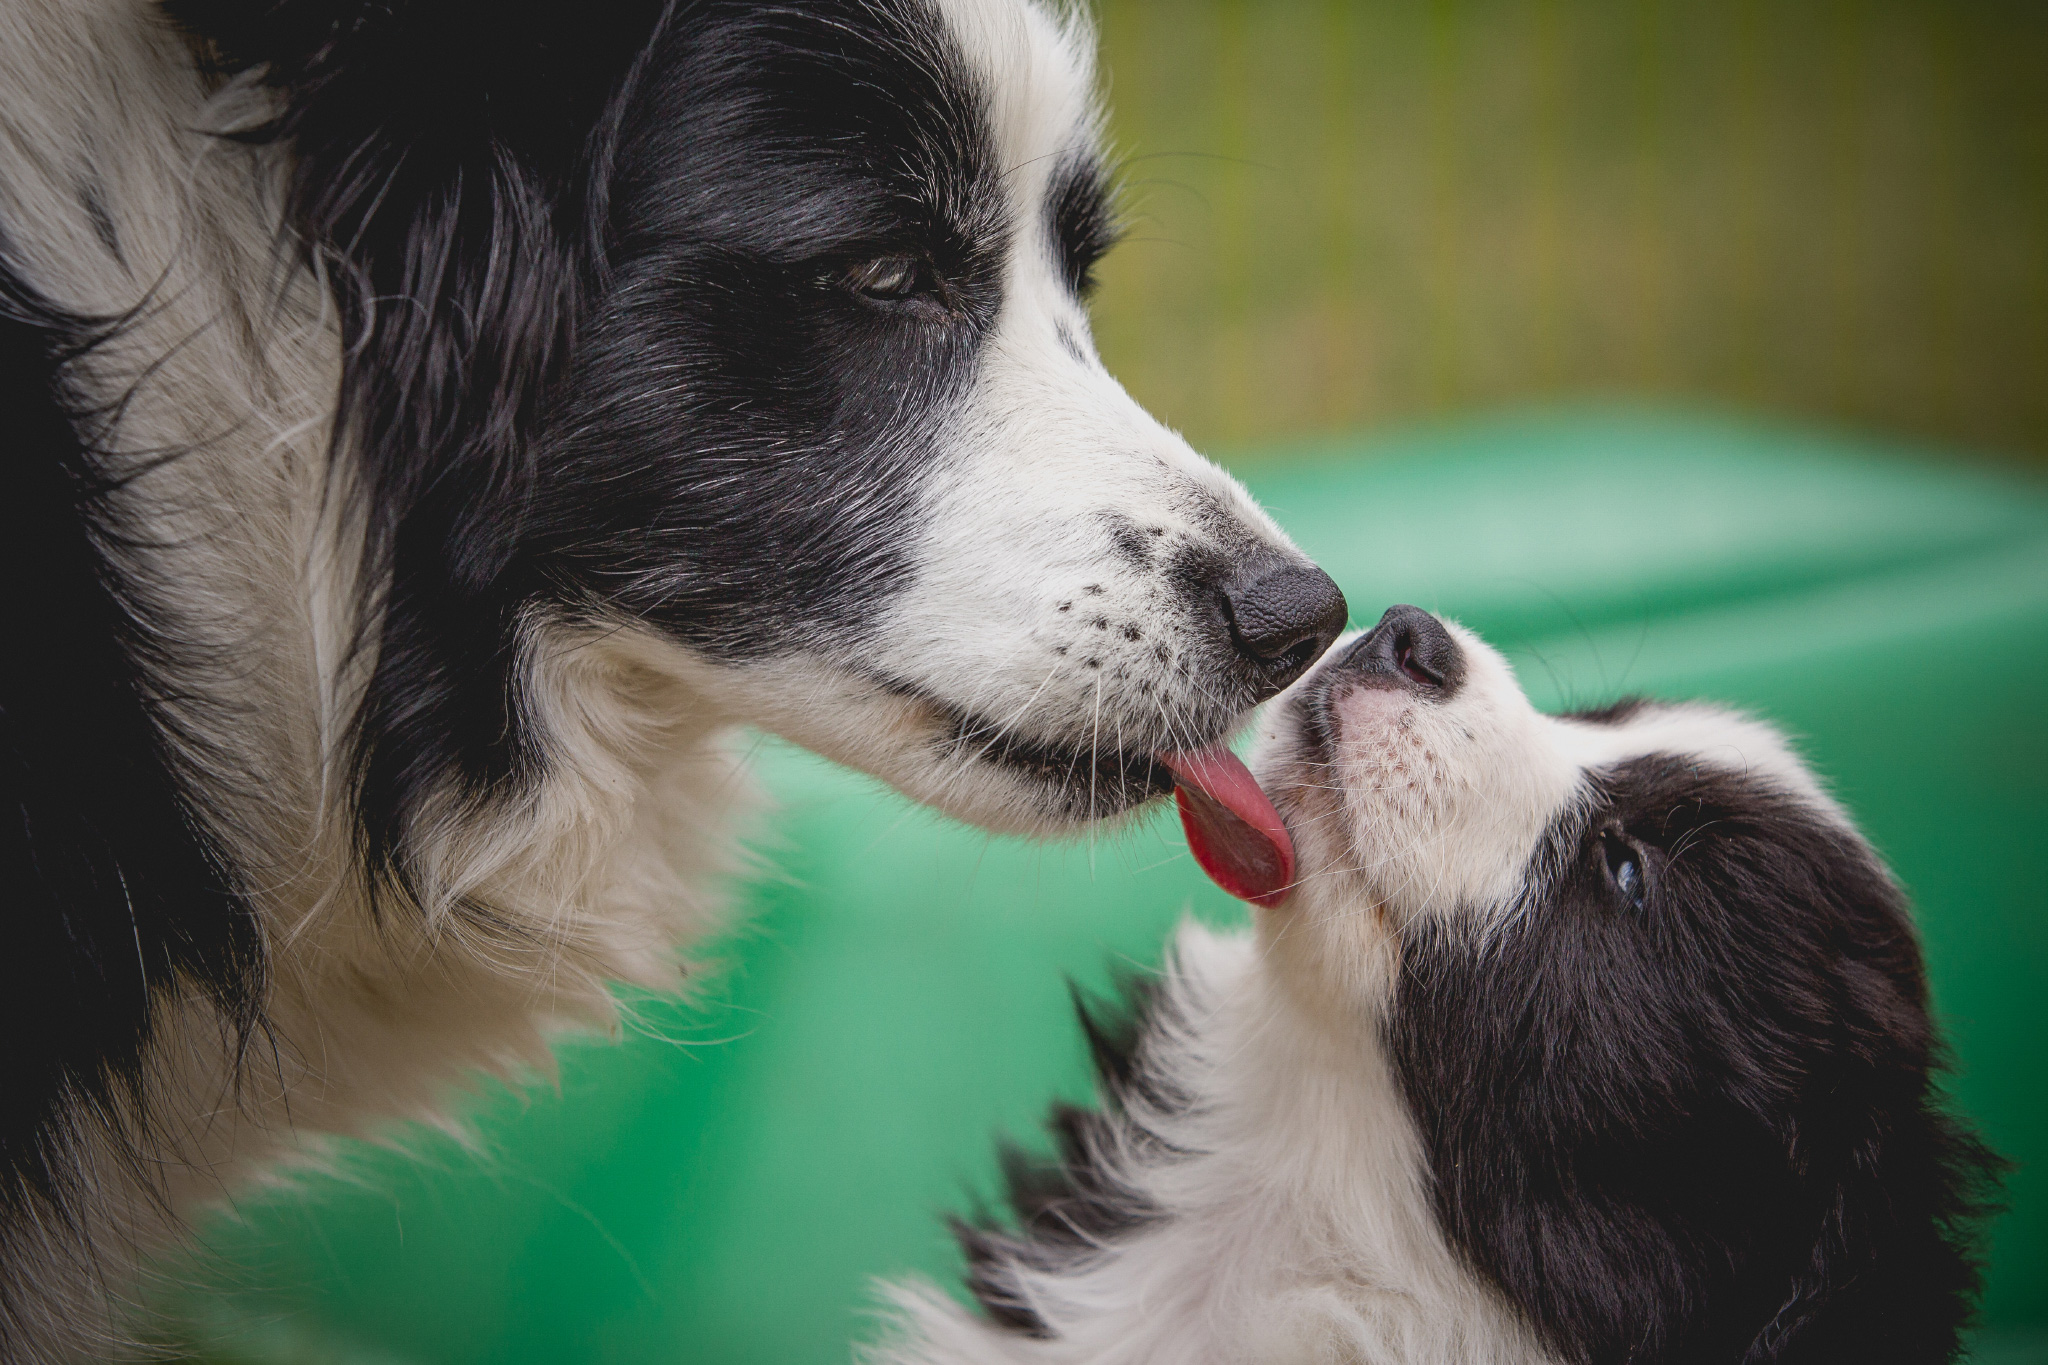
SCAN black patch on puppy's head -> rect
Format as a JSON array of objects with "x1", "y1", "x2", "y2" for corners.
[{"x1": 1388, "y1": 754, "x2": 2001, "y2": 1364}]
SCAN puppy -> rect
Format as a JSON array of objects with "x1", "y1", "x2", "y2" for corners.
[
  {"x1": 878, "y1": 606, "x2": 1999, "y2": 1364},
  {"x1": 0, "y1": 0, "x2": 1344, "y2": 1356}
]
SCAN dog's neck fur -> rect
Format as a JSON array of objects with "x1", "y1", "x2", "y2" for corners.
[{"x1": 875, "y1": 921, "x2": 1556, "y2": 1365}]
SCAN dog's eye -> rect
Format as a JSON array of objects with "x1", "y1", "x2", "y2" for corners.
[
  {"x1": 1602, "y1": 832, "x2": 1646, "y2": 912},
  {"x1": 847, "y1": 254, "x2": 938, "y2": 305}
]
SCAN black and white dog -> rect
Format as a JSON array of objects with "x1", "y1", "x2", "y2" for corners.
[
  {"x1": 0, "y1": 1, "x2": 1346, "y2": 1356},
  {"x1": 879, "y1": 607, "x2": 1999, "y2": 1364}
]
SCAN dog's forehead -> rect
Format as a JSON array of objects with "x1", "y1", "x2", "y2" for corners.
[
  {"x1": 1546, "y1": 700, "x2": 1844, "y2": 823},
  {"x1": 930, "y1": 0, "x2": 1101, "y2": 199},
  {"x1": 645, "y1": 0, "x2": 1101, "y2": 260}
]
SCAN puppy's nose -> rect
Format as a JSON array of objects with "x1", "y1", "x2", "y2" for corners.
[
  {"x1": 1334, "y1": 604, "x2": 1465, "y2": 699},
  {"x1": 1220, "y1": 559, "x2": 1348, "y2": 682}
]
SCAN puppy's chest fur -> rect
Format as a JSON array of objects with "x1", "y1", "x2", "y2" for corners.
[{"x1": 872, "y1": 923, "x2": 1558, "y2": 1365}]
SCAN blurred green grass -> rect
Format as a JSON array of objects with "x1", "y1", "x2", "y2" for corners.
[{"x1": 1087, "y1": 0, "x2": 2048, "y2": 462}]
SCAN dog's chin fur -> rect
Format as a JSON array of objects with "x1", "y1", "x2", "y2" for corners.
[
  {"x1": 0, "y1": 0, "x2": 1348, "y2": 1355},
  {"x1": 876, "y1": 621, "x2": 2000, "y2": 1365}
]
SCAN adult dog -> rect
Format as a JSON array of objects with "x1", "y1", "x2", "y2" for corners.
[
  {"x1": 0, "y1": 0, "x2": 1345, "y2": 1356},
  {"x1": 880, "y1": 608, "x2": 1998, "y2": 1364}
]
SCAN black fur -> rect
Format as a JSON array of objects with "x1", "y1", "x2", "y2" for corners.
[
  {"x1": 0, "y1": 254, "x2": 264, "y2": 1351},
  {"x1": 1389, "y1": 756, "x2": 2002, "y2": 1364},
  {"x1": 1047, "y1": 152, "x2": 1115, "y2": 298},
  {"x1": 171, "y1": 0, "x2": 676, "y2": 897},
  {"x1": 164, "y1": 0, "x2": 1120, "y2": 898}
]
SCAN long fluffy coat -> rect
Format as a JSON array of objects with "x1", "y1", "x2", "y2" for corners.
[{"x1": 0, "y1": 2, "x2": 1345, "y2": 1356}]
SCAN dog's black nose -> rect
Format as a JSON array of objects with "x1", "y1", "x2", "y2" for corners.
[
  {"x1": 1220, "y1": 559, "x2": 1348, "y2": 680},
  {"x1": 1334, "y1": 604, "x2": 1465, "y2": 698}
]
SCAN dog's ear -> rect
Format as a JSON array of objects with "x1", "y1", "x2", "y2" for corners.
[
  {"x1": 165, "y1": 1, "x2": 669, "y2": 888},
  {"x1": 1741, "y1": 1102, "x2": 2001, "y2": 1363},
  {"x1": 167, "y1": 0, "x2": 669, "y2": 573}
]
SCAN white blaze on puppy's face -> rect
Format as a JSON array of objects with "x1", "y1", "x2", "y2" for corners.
[{"x1": 1313, "y1": 625, "x2": 1576, "y2": 923}]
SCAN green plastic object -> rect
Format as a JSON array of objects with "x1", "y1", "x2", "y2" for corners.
[{"x1": 171, "y1": 409, "x2": 2048, "y2": 1364}]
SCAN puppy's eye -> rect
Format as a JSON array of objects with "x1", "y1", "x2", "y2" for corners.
[
  {"x1": 1602, "y1": 832, "x2": 1647, "y2": 912},
  {"x1": 847, "y1": 254, "x2": 936, "y2": 304}
]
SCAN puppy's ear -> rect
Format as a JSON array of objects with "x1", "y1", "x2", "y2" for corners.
[
  {"x1": 165, "y1": 1, "x2": 669, "y2": 889},
  {"x1": 1744, "y1": 1107, "x2": 2001, "y2": 1363}
]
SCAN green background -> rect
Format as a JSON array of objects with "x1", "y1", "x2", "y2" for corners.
[{"x1": 167, "y1": 410, "x2": 2048, "y2": 1363}]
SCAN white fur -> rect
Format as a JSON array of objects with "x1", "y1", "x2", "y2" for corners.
[{"x1": 868, "y1": 923, "x2": 1556, "y2": 1365}]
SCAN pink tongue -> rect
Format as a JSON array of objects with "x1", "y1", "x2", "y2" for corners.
[{"x1": 1158, "y1": 746, "x2": 1296, "y2": 908}]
